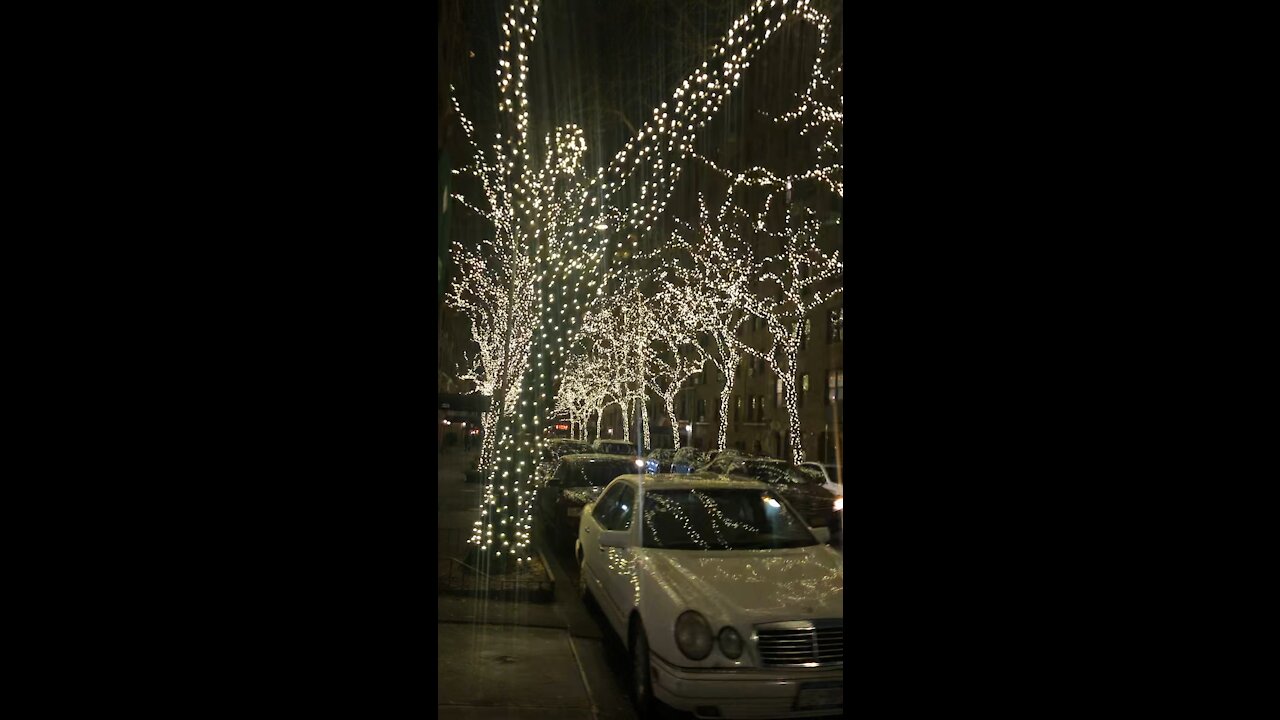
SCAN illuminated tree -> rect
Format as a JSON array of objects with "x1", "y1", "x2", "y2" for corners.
[
  {"x1": 652, "y1": 192, "x2": 761, "y2": 451},
  {"x1": 448, "y1": 0, "x2": 839, "y2": 566},
  {"x1": 739, "y1": 205, "x2": 842, "y2": 464},
  {"x1": 645, "y1": 283, "x2": 709, "y2": 450}
]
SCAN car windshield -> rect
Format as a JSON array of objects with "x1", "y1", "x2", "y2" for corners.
[
  {"x1": 642, "y1": 488, "x2": 818, "y2": 550},
  {"x1": 565, "y1": 459, "x2": 636, "y2": 487},
  {"x1": 597, "y1": 442, "x2": 635, "y2": 455}
]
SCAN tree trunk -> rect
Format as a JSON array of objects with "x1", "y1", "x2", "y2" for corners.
[
  {"x1": 592, "y1": 407, "x2": 602, "y2": 442},
  {"x1": 640, "y1": 398, "x2": 651, "y2": 451},
  {"x1": 479, "y1": 410, "x2": 499, "y2": 471},
  {"x1": 622, "y1": 401, "x2": 631, "y2": 442},
  {"x1": 716, "y1": 352, "x2": 740, "y2": 451},
  {"x1": 664, "y1": 394, "x2": 680, "y2": 450},
  {"x1": 774, "y1": 333, "x2": 804, "y2": 464},
  {"x1": 780, "y1": 355, "x2": 804, "y2": 463}
]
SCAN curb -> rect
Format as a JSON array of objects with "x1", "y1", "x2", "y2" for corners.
[{"x1": 438, "y1": 551, "x2": 557, "y2": 604}]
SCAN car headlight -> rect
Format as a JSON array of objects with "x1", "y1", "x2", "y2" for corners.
[
  {"x1": 833, "y1": 496, "x2": 843, "y2": 512},
  {"x1": 674, "y1": 611, "x2": 713, "y2": 660},
  {"x1": 718, "y1": 626, "x2": 743, "y2": 659}
]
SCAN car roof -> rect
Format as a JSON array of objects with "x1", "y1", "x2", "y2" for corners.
[{"x1": 611, "y1": 473, "x2": 769, "y2": 491}]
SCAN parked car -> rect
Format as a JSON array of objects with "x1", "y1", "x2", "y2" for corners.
[
  {"x1": 577, "y1": 474, "x2": 843, "y2": 718},
  {"x1": 537, "y1": 454, "x2": 643, "y2": 549},
  {"x1": 699, "y1": 449, "x2": 751, "y2": 473},
  {"x1": 670, "y1": 446, "x2": 708, "y2": 473},
  {"x1": 645, "y1": 448, "x2": 677, "y2": 473},
  {"x1": 544, "y1": 438, "x2": 594, "y2": 460},
  {"x1": 534, "y1": 439, "x2": 596, "y2": 486},
  {"x1": 797, "y1": 462, "x2": 843, "y2": 547},
  {"x1": 700, "y1": 457, "x2": 838, "y2": 530},
  {"x1": 593, "y1": 439, "x2": 640, "y2": 456}
]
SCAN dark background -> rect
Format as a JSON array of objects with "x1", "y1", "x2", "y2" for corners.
[{"x1": 67, "y1": 3, "x2": 1188, "y2": 715}]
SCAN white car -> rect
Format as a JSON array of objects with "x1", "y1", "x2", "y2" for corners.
[{"x1": 576, "y1": 473, "x2": 843, "y2": 719}]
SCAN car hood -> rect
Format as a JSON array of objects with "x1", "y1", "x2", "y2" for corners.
[
  {"x1": 562, "y1": 486, "x2": 606, "y2": 506},
  {"x1": 636, "y1": 545, "x2": 843, "y2": 624}
]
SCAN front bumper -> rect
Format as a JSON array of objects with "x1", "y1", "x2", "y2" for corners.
[{"x1": 649, "y1": 652, "x2": 843, "y2": 719}]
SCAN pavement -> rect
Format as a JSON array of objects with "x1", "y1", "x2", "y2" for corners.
[{"x1": 438, "y1": 448, "x2": 638, "y2": 720}]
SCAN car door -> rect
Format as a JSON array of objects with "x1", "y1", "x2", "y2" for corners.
[
  {"x1": 579, "y1": 482, "x2": 623, "y2": 614},
  {"x1": 596, "y1": 482, "x2": 638, "y2": 632}
]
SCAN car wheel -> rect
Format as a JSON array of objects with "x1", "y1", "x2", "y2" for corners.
[{"x1": 631, "y1": 617, "x2": 656, "y2": 718}]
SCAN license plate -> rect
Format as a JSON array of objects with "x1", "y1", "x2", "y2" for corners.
[
  {"x1": 566, "y1": 507, "x2": 582, "y2": 517},
  {"x1": 794, "y1": 681, "x2": 842, "y2": 710}
]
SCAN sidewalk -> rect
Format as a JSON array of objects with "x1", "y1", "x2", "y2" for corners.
[
  {"x1": 437, "y1": 448, "x2": 636, "y2": 720},
  {"x1": 438, "y1": 621, "x2": 594, "y2": 720}
]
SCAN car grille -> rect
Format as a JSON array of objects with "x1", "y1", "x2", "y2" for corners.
[{"x1": 754, "y1": 620, "x2": 842, "y2": 667}]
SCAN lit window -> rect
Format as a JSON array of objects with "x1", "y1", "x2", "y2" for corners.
[{"x1": 826, "y1": 370, "x2": 844, "y2": 405}]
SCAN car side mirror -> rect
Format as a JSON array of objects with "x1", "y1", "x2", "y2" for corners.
[
  {"x1": 812, "y1": 526, "x2": 832, "y2": 545},
  {"x1": 598, "y1": 530, "x2": 630, "y2": 548}
]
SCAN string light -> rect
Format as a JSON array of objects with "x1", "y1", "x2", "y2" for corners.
[{"x1": 449, "y1": 0, "x2": 840, "y2": 560}]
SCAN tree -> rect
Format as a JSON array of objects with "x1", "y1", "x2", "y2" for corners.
[
  {"x1": 645, "y1": 283, "x2": 708, "y2": 450},
  {"x1": 653, "y1": 191, "x2": 762, "y2": 451},
  {"x1": 448, "y1": 0, "x2": 840, "y2": 566},
  {"x1": 742, "y1": 206, "x2": 842, "y2": 463}
]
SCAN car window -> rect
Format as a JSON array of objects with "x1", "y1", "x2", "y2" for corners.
[
  {"x1": 600, "y1": 485, "x2": 636, "y2": 531},
  {"x1": 592, "y1": 483, "x2": 625, "y2": 524},
  {"x1": 565, "y1": 459, "x2": 635, "y2": 487},
  {"x1": 641, "y1": 488, "x2": 817, "y2": 550},
  {"x1": 593, "y1": 483, "x2": 635, "y2": 530},
  {"x1": 551, "y1": 463, "x2": 568, "y2": 486}
]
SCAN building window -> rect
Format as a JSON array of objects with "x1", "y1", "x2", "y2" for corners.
[
  {"x1": 697, "y1": 398, "x2": 707, "y2": 422},
  {"x1": 748, "y1": 396, "x2": 758, "y2": 422},
  {"x1": 775, "y1": 378, "x2": 783, "y2": 408},
  {"x1": 826, "y1": 370, "x2": 844, "y2": 405},
  {"x1": 799, "y1": 373, "x2": 809, "y2": 408},
  {"x1": 800, "y1": 318, "x2": 811, "y2": 350},
  {"x1": 747, "y1": 358, "x2": 754, "y2": 377},
  {"x1": 757, "y1": 395, "x2": 767, "y2": 422},
  {"x1": 828, "y1": 308, "x2": 843, "y2": 343},
  {"x1": 733, "y1": 396, "x2": 741, "y2": 423}
]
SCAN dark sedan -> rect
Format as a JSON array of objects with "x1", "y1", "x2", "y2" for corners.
[
  {"x1": 536, "y1": 454, "x2": 644, "y2": 550},
  {"x1": 535, "y1": 439, "x2": 595, "y2": 485},
  {"x1": 669, "y1": 446, "x2": 708, "y2": 473},
  {"x1": 644, "y1": 448, "x2": 676, "y2": 473},
  {"x1": 698, "y1": 456, "x2": 838, "y2": 529}
]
